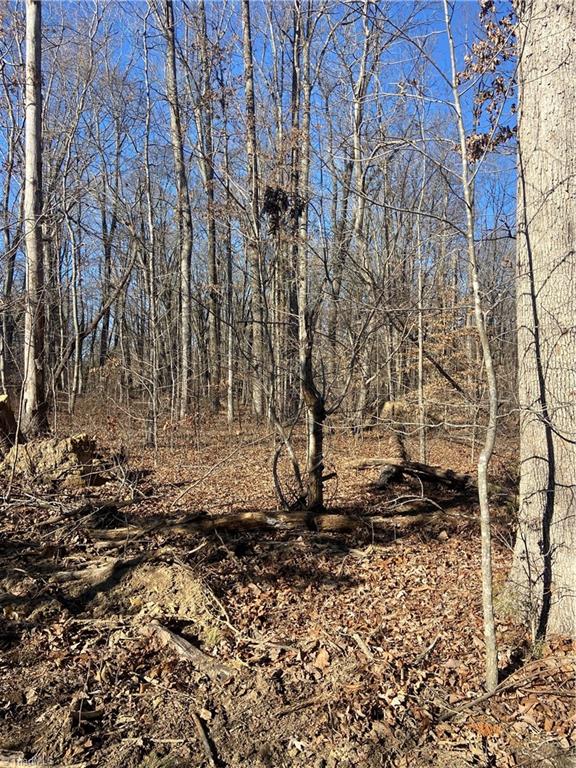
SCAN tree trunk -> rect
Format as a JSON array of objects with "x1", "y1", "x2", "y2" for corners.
[
  {"x1": 507, "y1": 0, "x2": 576, "y2": 639},
  {"x1": 216, "y1": 65, "x2": 236, "y2": 425},
  {"x1": 65, "y1": 214, "x2": 82, "y2": 415},
  {"x1": 196, "y1": 1, "x2": 220, "y2": 412},
  {"x1": 327, "y1": 159, "x2": 352, "y2": 385},
  {"x1": 0, "y1": 88, "x2": 21, "y2": 394},
  {"x1": 350, "y1": 1, "x2": 372, "y2": 434},
  {"x1": 143, "y1": 9, "x2": 160, "y2": 448},
  {"x1": 21, "y1": 0, "x2": 48, "y2": 436},
  {"x1": 241, "y1": 0, "x2": 264, "y2": 419},
  {"x1": 444, "y1": 0, "x2": 498, "y2": 690},
  {"x1": 164, "y1": 0, "x2": 193, "y2": 419},
  {"x1": 296, "y1": 2, "x2": 325, "y2": 511},
  {"x1": 98, "y1": 174, "x2": 118, "y2": 369}
]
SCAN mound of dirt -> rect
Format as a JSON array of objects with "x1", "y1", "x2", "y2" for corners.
[
  {"x1": 0, "y1": 433, "x2": 109, "y2": 489},
  {"x1": 90, "y1": 562, "x2": 225, "y2": 647}
]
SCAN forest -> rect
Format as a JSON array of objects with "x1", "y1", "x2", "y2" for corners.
[{"x1": 0, "y1": 0, "x2": 574, "y2": 766}]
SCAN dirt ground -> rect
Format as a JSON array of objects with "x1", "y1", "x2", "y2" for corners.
[{"x1": 1, "y1": 406, "x2": 574, "y2": 768}]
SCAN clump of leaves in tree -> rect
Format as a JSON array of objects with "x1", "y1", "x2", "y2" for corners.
[{"x1": 458, "y1": 0, "x2": 518, "y2": 162}]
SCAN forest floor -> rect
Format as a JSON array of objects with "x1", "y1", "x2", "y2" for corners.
[{"x1": 1, "y1": 403, "x2": 574, "y2": 768}]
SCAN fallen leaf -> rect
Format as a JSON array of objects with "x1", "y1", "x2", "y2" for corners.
[{"x1": 314, "y1": 648, "x2": 330, "y2": 670}]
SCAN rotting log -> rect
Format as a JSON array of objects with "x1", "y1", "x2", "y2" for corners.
[
  {"x1": 374, "y1": 494, "x2": 473, "y2": 518},
  {"x1": 87, "y1": 505, "x2": 464, "y2": 544},
  {"x1": 350, "y1": 457, "x2": 475, "y2": 492}
]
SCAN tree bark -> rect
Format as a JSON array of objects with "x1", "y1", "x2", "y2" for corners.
[
  {"x1": 164, "y1": 0, "x2": 193, "y2": 419},
  {"x1": 350, "y1": 1, "x2": 374, "y2": 433},
  {"x1": 241, "y1": 0, "x2": 264, "y2": 419},
  {"x1": 143, "y1": 9, "x2": 160, "y2": 448},
  {"x1": 216, "y1": 66, "x2": 236, "y2": 425},
  {"x1": 508, "y1": 0, "x2": 576, "y2": 639},
  {"x1": 98, "y1": 163, "x2": 118, "y2": 368},
  {"x1": 21, "y1": 0, "x2": 48, "y2": 436},
  {"x1": 196, "y1": 1, "x2": 220, "y2": 411}
]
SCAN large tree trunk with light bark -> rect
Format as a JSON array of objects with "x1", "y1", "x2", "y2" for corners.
[
  {"x1": 507, "y1": 0, "x2": 576, "y2": 638},
  {"x1": 21, "y1": 0, "x2": 48, "y2": 436}
]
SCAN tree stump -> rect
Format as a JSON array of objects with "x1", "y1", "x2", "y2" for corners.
[{"x1": 0, "y1": 395, "x2": 19, "y2": 455}]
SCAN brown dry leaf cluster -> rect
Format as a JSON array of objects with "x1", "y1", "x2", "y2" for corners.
[{"x1": 0, "y1": 416, "x2": 574, "y2": 768}]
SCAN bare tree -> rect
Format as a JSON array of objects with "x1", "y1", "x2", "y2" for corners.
[
  {"x1": 242, "y1": 0, "x2": 264, "y2": 419},
  {"x1": 295, "y1": 0, "x2": 326, "y2": 511},
  {"x1": 196, "y1": 1, "x2": 220, "y2": 412},
  {"x1": 143, "y1": 8, "x2": 161, "y2": 447},
  {"x1": 444, "y1": 0, "x2": 498, "y2": 691},
  {"x1": 162, "y1": 0, "x2": 193, "y2": 418},
  {"x1": 21, "y1": 0, "x2": 47, "y2": 436}
]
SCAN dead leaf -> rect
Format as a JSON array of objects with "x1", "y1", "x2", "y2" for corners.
[
  {"x1": 313, "y1": 648, "x2": 330, "y2": 670},
  {"x1": 470, "y1": 720, "x2": 502, "y2": 737}
]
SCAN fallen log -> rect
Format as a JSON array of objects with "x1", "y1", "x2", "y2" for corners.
[
  {"x1": 375, "y1": 494, "x2": 473, "y2": 518},
  {"x1": 350, "y1": 457, "x2": 474, "y2": 492},
  {"x1": 88, "y1": 510, "x2": 277, "y2": 542},
  {"x1": 88, "y1": 505, "x2": 464, "y2": 543},
  {"x1": 370, "y1": 510, "x2": 463, "y2": 528}
]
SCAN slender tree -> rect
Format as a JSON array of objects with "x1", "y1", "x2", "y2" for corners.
[
  {"x1": 196, "y1": 0, "x2": 220, "y2": 411},
  {"x1": 242, "y1": 0, "x2": 264, "y2": 418},
  {"x1": 444, "y1": 0, "x2": 499, "y2": 691},
  {"x1": 163, "y1": 0, "x2": 193, "y2": 418},
  {"x1": 295, "y1": 0, "x2": 326, "y2": 511},
  {"x1": 0, "y1": 29, "x2": 23, "y2": 394},
  {"x1": 143, "y1": 9, "x2": 161, "y2": 447}
]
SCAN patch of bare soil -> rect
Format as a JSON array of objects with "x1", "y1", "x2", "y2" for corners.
[{"x1": 0, "y1": 416, "x2": 574, "y2": 768}]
